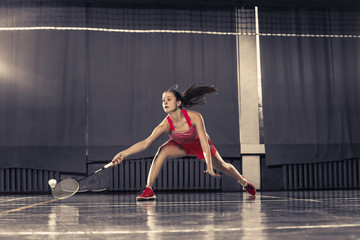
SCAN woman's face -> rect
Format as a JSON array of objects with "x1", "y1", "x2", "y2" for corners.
[{"x1": 162, "y1": 91, "x2": 181, "y2": 113}]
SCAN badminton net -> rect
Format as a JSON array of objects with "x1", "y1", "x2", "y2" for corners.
[{"x1": 0, "y1": 2, "x2": 359, "y2": 38}]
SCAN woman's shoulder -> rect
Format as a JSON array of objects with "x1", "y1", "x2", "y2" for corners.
[
  {"x1": 185, "y1": 109, "x2": 202, "y2": 121},
  {"x1": 158, "y1": 116, "x2": 171, "y2": 128},
  {"x1": 185, "y1": 109, "x2": 200, "y2": 115}
]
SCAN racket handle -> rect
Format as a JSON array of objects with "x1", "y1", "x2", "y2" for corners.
[{"x1": 104, "y1": 162, "x2": 114, "y2": 169}]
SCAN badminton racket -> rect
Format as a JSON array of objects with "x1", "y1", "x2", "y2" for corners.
[{"x1": 51, "y1": 162, "x2": 114, "y2": 200}]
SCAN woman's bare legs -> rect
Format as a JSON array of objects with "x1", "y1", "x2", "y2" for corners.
[
  {"x1": 211, "y1": 151, "x2": 248, "y2": 186},
  {"x1": 146, "y1": 140, "x2": 186, "y2": 188},
  {"x1": 145, "y1": 143, "x2": 248, "y2": 188}
]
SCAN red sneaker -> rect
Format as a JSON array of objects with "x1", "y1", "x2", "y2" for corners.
[
  {"x1": 240, "y1": 177, "x2": 256, "y2": 196},
  {"x1": 136, "y1": 187, "x2": 156, "y2": 201},
  {"x1": 244, "y1": 181, "x2": 256, "y2": 196}
]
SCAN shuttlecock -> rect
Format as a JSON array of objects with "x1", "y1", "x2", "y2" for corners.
[{"x1": 48, "y1": 179, "x2": 57, "y2": 189}]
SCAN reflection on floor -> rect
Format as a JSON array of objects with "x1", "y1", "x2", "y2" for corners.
[{"x1": 0, "y1": 190, "x2": 360, "y2": 239}]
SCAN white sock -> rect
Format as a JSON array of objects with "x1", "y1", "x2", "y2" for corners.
[{"x1": 238, "y1": 180, "x2": 248, "y2": 187}]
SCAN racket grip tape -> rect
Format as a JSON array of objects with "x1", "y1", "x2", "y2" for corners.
[
  {"x1": 94, "y1": 162, "x2": 114, "y2": 174},
  {"x1": 104, "y1": 162, "x2": 114, "y2": 169}
]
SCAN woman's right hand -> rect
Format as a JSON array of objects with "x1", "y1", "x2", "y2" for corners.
[
  {"x1": 204, "y1": 168, "x2": 222, "y2": 178},
  {"x1": 112, "y1": 152, "x2": 124, "y2": 166}
]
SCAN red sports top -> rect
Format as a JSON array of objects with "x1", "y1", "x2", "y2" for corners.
[{"x1": 167, "y1": 109, "x2": 216, "y2": 159}]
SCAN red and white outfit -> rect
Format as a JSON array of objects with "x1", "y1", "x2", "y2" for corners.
[{"x1": 167, "y1": 109, "x2": 217, "y2": 159}]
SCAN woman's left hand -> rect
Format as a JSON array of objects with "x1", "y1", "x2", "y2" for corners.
[
  {"x1": 204, "y1": 169, "x2": 222, "y2": 178},
  {"x1": 112, "y1": 152, "x2": 124, "y2": 166}
]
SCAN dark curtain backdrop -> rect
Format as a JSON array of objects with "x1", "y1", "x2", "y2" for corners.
[
  {"x1": 260, "y1": 8, "x2": 360, "y2": 166},
  {"x1": 0, "y1": 31, "x2": 87, "y2": 172},
  {"x1": 0, "y1": 3, "x2": 239, "y2": 172},
  {"x1": 87, "y1": 32, "x2": 239, "y2": 160}
]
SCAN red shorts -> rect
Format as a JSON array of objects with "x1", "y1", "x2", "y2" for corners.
[{"x1": 172, "y1": 138, "x2": 217, "y2": 160}]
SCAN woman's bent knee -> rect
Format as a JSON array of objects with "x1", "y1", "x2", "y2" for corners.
[{"x1": 155, "y1": 140, "x2": 186, "y2": 159}]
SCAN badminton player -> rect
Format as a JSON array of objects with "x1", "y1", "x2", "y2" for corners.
[{"x1": 111, "y1": 84, "x2": 256, "y2": 200}]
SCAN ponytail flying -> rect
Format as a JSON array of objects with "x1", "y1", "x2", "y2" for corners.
[{"x1": 167, "y1": 83, "x2": 218, "y2": 108}]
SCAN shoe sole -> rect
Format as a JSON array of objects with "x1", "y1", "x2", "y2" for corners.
[
  {"x1": 246, "y1": 190, "x2": 256, "y2": 196},
  {"x1": 136, "y1": 196, "x2": 156, "y2": 201}
]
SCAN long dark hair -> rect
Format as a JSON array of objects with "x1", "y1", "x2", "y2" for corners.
[{"x1": 167, "y1": 83, "x2": 218, "y2": 108}]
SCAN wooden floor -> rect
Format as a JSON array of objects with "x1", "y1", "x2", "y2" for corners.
[{"x1": 0, "y1": 190, "x2": 360, "y2": 239}]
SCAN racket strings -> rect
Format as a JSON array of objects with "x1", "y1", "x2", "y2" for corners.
[{"x1": 51, "y1": 179, "x2": 79, "y2": 199}]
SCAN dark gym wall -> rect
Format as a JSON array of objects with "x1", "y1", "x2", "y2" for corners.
[
  {"x1": 0, "y1": 4, "x2": 239, "y2": 172},
  {"x1": 260, "y1": 8, "x2": 360, "y2": 166}
]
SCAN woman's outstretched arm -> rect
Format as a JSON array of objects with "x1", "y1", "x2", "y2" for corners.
[{"x1": 111, "y1": 118, "x2": 169, "y2": 165}]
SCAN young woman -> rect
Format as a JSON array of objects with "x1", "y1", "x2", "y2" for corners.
[{"x1": 111, "y1": 84, "x2": 256, "y2": 200}]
